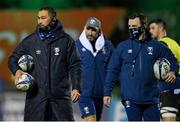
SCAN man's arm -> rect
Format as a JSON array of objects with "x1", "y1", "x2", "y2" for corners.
[
  {"x1": 67, "y1": 37, "x2": 82, "y2": 102},
  {"x1": 104, "y1": 47, "x2": 122, "y2": 107},
  {"x1": 8, "y1": 40, "x2": 29, "y2": 84},
  {"x1": 158, "y1": 43, "x2": 179, "y2": 83}
]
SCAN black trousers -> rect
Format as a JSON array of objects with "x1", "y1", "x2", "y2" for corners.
[
  {"x1": 24, "y1": 99, "x2": 74, "y2": 121},
  {"x1": 44, "y1": 99, "x2": 56, "y2": 121}
]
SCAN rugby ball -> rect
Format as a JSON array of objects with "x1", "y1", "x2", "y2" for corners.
[
  {"x1": 16, "y1": 73, "x2": 34, "y2": 91},
  {"x1": 18, "y1": 55, "x2": 34, "y2": 72},
  {"x1": 153, "y1": 58, "x2": 171, "y2": 80}
]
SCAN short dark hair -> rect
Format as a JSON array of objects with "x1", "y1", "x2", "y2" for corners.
[
  {"x1": 149, "y1": 18, "x2": 167, "y2": 30},
  {"x1": 39, "y1": 6, "x2": 56, "y2": 18},
  {"x1": 129, "y1": 13, "x2": 147, "y2": 28}
]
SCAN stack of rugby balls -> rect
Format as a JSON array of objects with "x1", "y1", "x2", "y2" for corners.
[{"x1": 16, "y1": 55, "x2": 34, "y2": 91}]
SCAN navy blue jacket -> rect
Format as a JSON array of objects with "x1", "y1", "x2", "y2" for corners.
[
  {"x1": 76, "y1": 37, "x2": 114, "y2": 98},
  {"x1": 8, "y1": 22, "x2": 82, "y2": 120},
  {"x1": 104, "y1": 38, "x2": 179, "y2": 104}
]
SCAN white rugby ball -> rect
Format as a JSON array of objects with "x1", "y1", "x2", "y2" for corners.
[
  {"x1": 18, "y1": 55, "x2": 34, "y2": 72},
  {"x1": 16, "y1": 73, "x2": 34, "y2": 91},
  {"x1": 153, "y1": 58, "x2": 171, "y2": 80}
]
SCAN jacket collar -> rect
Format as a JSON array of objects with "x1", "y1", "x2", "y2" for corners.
[
  {"x1": 36, "y1": 20, "x2": 64, "y2": 44},
  {"x1": 79, "y1": 30, "x2": 105, "y2": 56},
  {"x1": 36, "y1": 20, "x2": 63, "y2": 40}
]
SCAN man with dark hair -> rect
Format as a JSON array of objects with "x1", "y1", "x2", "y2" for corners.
[
  {"x1": 149, "y1": 18, "x2": 180, "y2": 122},
  {"x1": 8, "y1": 7, "x2": 82, "y2": 121},
  {"x1": 76, "y1": 17, "x2": 114, "y2": 121},
  {"x1": 103, "y1": 13, "x2": 179, "y2": 121}
]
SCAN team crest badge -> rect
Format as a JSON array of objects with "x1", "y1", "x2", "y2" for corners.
[
  {"x1": 84, "y1": 106, "x2": 90, "y2": 114},
  {"x1": 54, "y1": 47, "x2": 60, "y2": 55},
  {"x1": 147, "y1": 47, "x2": 153, "y2": 55},
  {"x1": 124, "y1": 101, "x2": 131, "y2": 108}
]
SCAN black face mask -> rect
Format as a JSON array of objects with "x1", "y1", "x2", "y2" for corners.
[{"x1": 128, "y1": 27, "x2": 143, "y2": 40}]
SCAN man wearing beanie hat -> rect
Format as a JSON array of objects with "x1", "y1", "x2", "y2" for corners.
[{"x1": 76, "y1": 17, "x2": 114, "y2": 121}]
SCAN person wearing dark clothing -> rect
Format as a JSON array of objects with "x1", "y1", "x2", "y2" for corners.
[
  {"x1": 8, "y1": 7, "x2": 82, "y2": 121},
  {"x1": 149, "y1": 18, "x2": 180, "y2": 122},
  {"x1": 103, "y1": 13, "x2": 179, "y2": 121}
]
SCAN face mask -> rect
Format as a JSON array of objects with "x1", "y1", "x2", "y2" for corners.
[{"x1": 128, "y1": 27, "x2": 143, "y2": 39}]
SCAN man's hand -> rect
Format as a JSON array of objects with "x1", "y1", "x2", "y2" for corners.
[
  {"x1": 15, "y1": 69, "x2": 25, "y2": 85},
  {"x1": 71, "y1": 89, "x2": 80, "y2": 103},
  {"x1": 103, "y1": 96, "x2": 111, "y2": 108},
  {"x1": 164, "y1": 71, "x2": 176, "y2": 83}
]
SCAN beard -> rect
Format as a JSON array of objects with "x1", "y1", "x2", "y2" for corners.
[
  {"x1": 87, "y1": 35, "x2": 95, "y2": 41},
  {"x1": 38, "y1": 24, "x2": 51, "y2": 32},
  {"x1": 86, "y1": 34, "x2": 99, "y2": 41},
  {"x1": 38, "y1": 20, "x2": 57, "y2": 32}
]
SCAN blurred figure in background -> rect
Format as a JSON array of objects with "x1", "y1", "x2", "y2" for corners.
[
  {"x1": 149, "y1": 18, "x2": 180, "y2": 122},
  {"x1": 103, "y1": 13, "x2": 179, "y2": 121},
  {"x1": 8, "y1": 7, "x2": 82, "y2": 121},
  {"x1": 76, "y1": 17, "x2": 114, "y2": 121}
]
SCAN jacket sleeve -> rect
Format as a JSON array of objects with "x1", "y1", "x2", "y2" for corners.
[
  {"x1": 158, "y1": 43, "x2": 179, "y2": 74},
  {"x1": 67, "y1": 38, "x2": 82, "y2": 93},
  {"x1": 108, "y1": 40, "x2": 115, "y2": 59},
  {"x1": 104, "y1": 46, "x2": 122, "y2": 96},
  {"x1": 8, "y1": 40, "x2": 29, "y2": 75},
  {"x1": 104, "y1": 40, "x2": 114, "y2": 67}
]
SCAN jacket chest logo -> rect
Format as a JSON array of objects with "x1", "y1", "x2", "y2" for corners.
[
  {"x1": 147, "y1": 47, "x2": 153, "y2": 55},
  {"x1": 128, "y1": 49, "x2": 133, "y2": 54},
  {"x1": 54, "y1": 47, "x2": 60, "y2": 55},
  {"x1": 36, "y1": 50, "x2": 41, "y2": 55}
]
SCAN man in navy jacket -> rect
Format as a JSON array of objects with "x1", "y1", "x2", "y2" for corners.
[
  {"x1": 8, "y1": 7, "x2": 82, "y2": 121},
  {"x1": 76, "y1": 17, "x2": 114, "y2": 121},
  {"x1": 103, "y1": 13, "x2": 179, "y2": 121}
]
